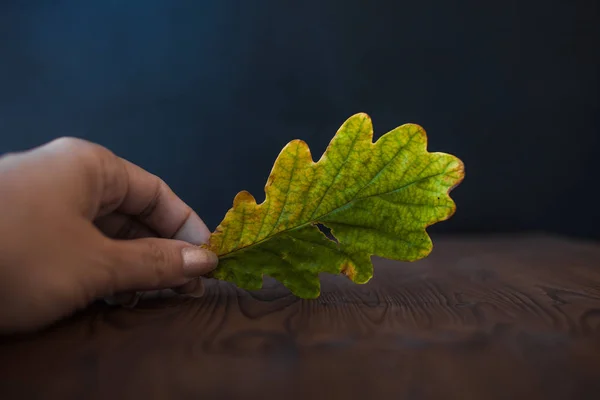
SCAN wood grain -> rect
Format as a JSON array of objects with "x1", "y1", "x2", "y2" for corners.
[{"x1": 1, "y1": 234, "x2": 600, "y2": 399}]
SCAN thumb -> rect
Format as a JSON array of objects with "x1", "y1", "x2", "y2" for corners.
[{"x1": 101, "y1": 237, "x2": 218, "y2": 294}]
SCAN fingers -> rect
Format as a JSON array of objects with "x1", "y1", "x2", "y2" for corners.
[
  {"x1": 39, "y1": 137, "x2": 211, "y2": 245},
  {"x1": 101, "y1": 238, "x2": 218, "y2": 294},
  {"x1": 115, "y1": 159, "x2": 211, "y2": 244},
  {"x1": 96, "y1": 214, "x2": 211, "y2": 304},
  {"x1": 94, "y1": 212, "x2": 156, "y2": 239}
]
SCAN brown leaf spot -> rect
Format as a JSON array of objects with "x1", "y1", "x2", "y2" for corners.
[{"x1": 340, "y1": 262, "x2": 357, "y2": 281}]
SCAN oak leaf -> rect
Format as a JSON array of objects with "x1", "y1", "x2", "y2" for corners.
[{"x1": 205, "y1": 113, "x2": 464, "y2": 298}]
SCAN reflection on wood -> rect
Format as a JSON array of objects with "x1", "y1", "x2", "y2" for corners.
[{"x1": 1, "y1": 235, "x2": 600, "y2": 399}]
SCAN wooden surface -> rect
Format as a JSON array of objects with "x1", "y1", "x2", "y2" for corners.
[{"x1": 1, "y1": 235, "x2": 600, "y2": 399}]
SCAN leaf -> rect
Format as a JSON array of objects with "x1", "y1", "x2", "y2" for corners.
[{"x1": 205, "y1": 113, "x2": 464, "y2": 298}]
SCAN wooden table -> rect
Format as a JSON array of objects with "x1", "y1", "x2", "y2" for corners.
[{"x1": 1, "y1": 235, "x2": 600, "y2": 399}]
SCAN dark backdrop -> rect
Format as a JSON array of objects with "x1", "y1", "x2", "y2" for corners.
[{"x1": 1, "y1": 0, "x2": 599, "y2": 238}]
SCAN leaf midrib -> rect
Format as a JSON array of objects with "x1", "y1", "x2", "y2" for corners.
[{"x1": 217, "y1": 170, "x2": 450, "y2": 259}]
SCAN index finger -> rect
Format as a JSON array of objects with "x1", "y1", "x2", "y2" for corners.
[
  {"x1": 27, "y1": 137, "x2": 212, "y2": 245},
  {"x1": 64, "y1": 139, "x2": 212, "y2": 245},
  {"x1": 114, "y1": 158, "x2": 211, "y2": 245}
]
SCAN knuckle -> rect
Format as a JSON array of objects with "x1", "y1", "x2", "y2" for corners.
[
  {"x1": 48, "y1": 137, "x2": 113, "y2": 171},
  {"x1": 98, "y1": 160, "x2": 128, "y2": 214},
  {"x1": 138, "y1": 178, "x2": 166, "y2": 219},
  {"x1": 51, "y1": 136, "x2": 111, "y2": 159},
  {"x1": 68, "y1": 142, "x2": 126, "y2": 215},
  {"x1": 51, "y1": 137, "x2": 109, "y2": 162},
  {"x1": 49, "y1": 136, "x2": 90, "y2": 149}
]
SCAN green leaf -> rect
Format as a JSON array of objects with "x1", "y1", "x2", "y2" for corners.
[{"x1": 205, "y1": 113, "x2": 464, "y2": 298}]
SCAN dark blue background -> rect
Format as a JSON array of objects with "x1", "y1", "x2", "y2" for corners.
[{"x1": 1, "y1": 0, "x2": 599, "y2": 237}]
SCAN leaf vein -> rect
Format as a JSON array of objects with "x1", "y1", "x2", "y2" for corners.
[{"x1": 309, "y1": 117, "x2": 367, "y2": 219}]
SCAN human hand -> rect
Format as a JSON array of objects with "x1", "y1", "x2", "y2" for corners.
[{"x1": 0, "y1": 137, "x2": 218, "y2": 333}]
